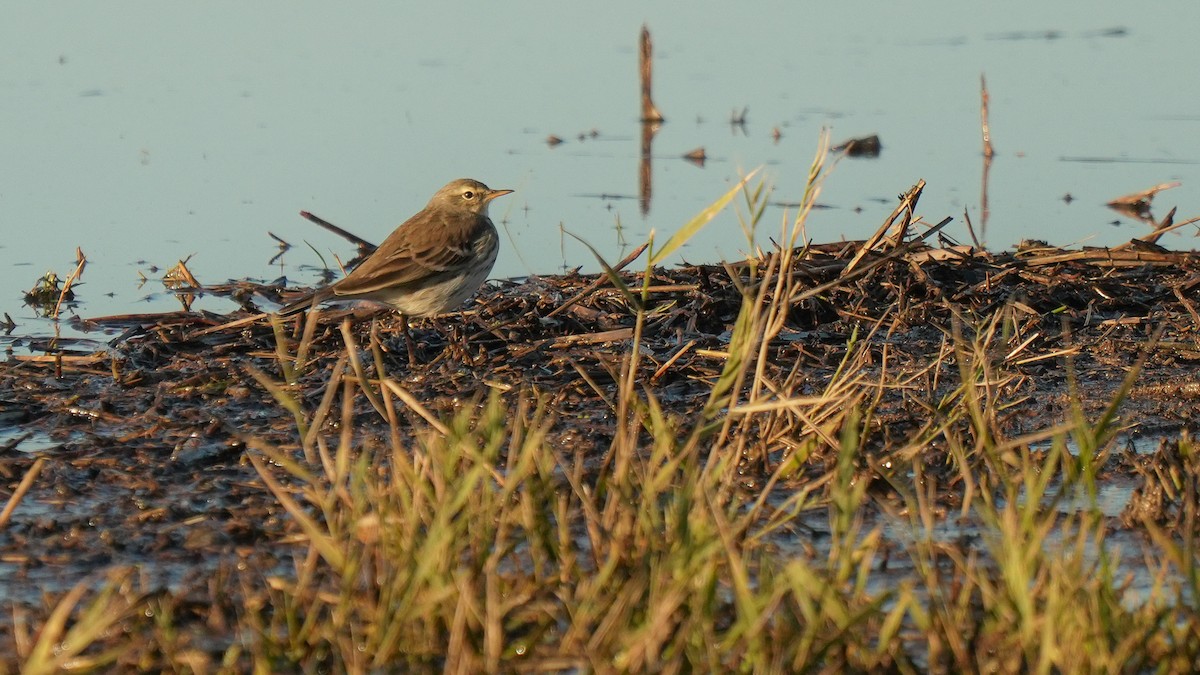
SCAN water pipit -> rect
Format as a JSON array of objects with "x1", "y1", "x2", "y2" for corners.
[{"x1": 279, "y1": 178, "x2": 512, "y2": 361}]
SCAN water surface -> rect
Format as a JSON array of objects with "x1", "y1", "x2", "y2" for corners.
[{"x1": 3, "y1": 1, "x2": 1198, "y2": 340}]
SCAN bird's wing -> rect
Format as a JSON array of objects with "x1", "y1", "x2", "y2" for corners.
[{"x1": 331, "y1": 212, "x2": 482, "y2": 297}]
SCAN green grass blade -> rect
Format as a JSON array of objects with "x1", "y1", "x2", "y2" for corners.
[{"x1": 650, "y1": 168, "x2": 760, "y2": 266}]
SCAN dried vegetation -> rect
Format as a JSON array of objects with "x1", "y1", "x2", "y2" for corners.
[{"x1": 4, "y1": 146, "x2": 1200, "y2": 671}]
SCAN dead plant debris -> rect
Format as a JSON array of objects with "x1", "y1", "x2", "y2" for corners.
[{"x1": 4, "y1": 228, "x2": 1200, "y2": 664}]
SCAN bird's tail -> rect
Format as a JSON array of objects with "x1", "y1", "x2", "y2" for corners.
[{"x1": 276, "y1": 288, "x2": 333, "y2": 316}]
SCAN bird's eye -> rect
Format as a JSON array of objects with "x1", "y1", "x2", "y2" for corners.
[{"x1": 462, "y1": 191, "x2": 475, "y2": 200}]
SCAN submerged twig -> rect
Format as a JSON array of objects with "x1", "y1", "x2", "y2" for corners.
[{"x1": 299, "y1": 211, "x2": 377, "y2": 253}]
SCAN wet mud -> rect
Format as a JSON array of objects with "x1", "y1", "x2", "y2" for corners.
[{"x1": 3, "y1": 236, "x2": 1200, "y2": 649}]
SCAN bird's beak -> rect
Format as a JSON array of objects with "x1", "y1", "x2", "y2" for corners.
[{"x1": 484, "y1": 189, "x2": 514, "y2": 203}]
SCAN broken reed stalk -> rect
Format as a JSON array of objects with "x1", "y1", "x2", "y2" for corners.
[
  {"x1": 299, "y1": 210, "x2": 377, "y2": 253},
  {"x1": 844, "y1": 179, "x2": 927, "y2": 275},
  {"x1": 51, "y1": 248, "x2": 87, "y2": 319},
  {"x1": 962, "y1": 208, "x2": 982, "y2": 250},
  {"x1": 979, "y1": 74, "x2": 993, "y2": 241},
  {"x1": 790, "y1": 214, "x2": 952, "y2": 306},
  {"x1": 638, "y1": 25, "x2": 663, "y2": 214},
  {"x1": 640, "y1": 25, "x2": 663, "y2": 123},
  {"x1": 980, "y1": 73, "x2": 994, "y2": 160},
  {"x1": 167, "y1": 257, "x2": 200, "y2": 288},
  {"x1": 1111, "y1": 208, "x2": 1192, "y2": 252}
]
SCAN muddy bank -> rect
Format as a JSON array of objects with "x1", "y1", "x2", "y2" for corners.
[{"x1": 2, "y1": 235, "x2": 1200, "y2": 651}]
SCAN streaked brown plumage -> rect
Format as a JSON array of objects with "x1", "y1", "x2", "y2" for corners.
[{"x1": 279, "y1": 178, "x2": 511, "y2": 317}]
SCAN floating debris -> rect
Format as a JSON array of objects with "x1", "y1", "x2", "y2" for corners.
[
  {"x1": 683, "y1": 147, "x2": 707, "y2": 167},
  {"x1": 24, "y1": 271, "x2": 72, "y2": 308},
  {"x1": 833, "y1": 134, "x2": 882, "y2": 157},
  {"x1": 1107, "y1": 181, "x2": 1181, "y2": 221},
  {"x1": 23, "y1": 249, "x2": 86, "y2": 316},
  {"x1": 162, "y1": 256, "x2": 200, "y2": 290}
]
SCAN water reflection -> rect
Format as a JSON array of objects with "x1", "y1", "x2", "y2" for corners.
[{"x1": 639, "y1": 120, "x2": 661, "y2": 216}]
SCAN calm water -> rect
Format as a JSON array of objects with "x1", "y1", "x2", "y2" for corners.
[{"x1": 3, "y1": 1, "x2": 1199, "y2": 341}]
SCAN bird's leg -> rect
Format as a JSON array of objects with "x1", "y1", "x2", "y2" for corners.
[{"x1": 399, "y1": 314, "x2": 420, "y2": 368}]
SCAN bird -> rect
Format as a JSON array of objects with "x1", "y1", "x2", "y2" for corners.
[{"x1": 278, "y1": 178, "x2": 512, "y2": 318}]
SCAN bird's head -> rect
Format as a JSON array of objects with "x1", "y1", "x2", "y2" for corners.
[{"x1": 432, "y1": 178, "x2": 513, "y2": 215}]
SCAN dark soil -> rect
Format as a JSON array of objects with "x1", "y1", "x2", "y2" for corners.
[{"x1": 3, "y1": 235, "x2": 1200, "y2": 649}]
